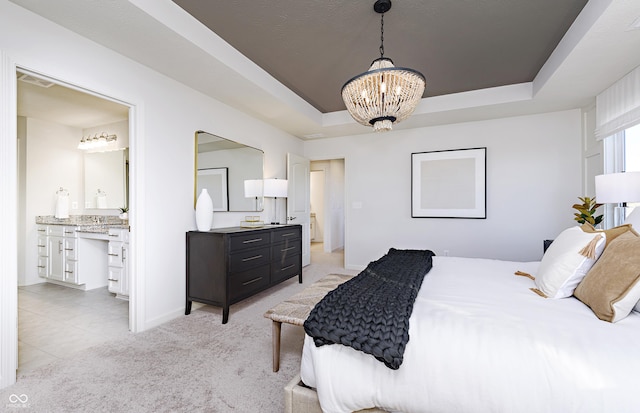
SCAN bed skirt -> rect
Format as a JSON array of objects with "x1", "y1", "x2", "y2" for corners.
[{"x1": 284, "y1": 374, "x2": 388, "y2": 413}]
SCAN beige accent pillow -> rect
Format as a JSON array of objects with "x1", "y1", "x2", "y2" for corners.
[
  {"x1": 580, "y1": 223, "x2": 638, "y2": 248},
  {"x1": 574, "y1": 231, "x2": 640, "y2": 322}
]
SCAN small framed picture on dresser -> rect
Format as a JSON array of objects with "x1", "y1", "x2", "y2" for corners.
[{"x1": 411, "y1": 147, "x2": 486, "y2": 219}]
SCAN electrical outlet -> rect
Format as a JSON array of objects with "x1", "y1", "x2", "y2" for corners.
[{"x1": 443, "y1": 250, "x2": 450, "y2": 256}]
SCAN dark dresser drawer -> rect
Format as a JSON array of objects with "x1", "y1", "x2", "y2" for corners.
[
  {"x1": 271, "y1": 254, "x2": 301, "y2": 284},
  {"x1": 272, "y1": 227, "x2": 301, "y2": 244},
  {"x1": 229, "y1": 246, "x2": 270, "y2": 273},
  {"x1": 229, "y1": 265, "x2": 270, "y2": 301},
  {"x1": 271, "y1": 241, "x2": 301, "y2": 261},
  {"x1": 229, "y1": 231, "x2": 270, "y2": 251},
  {"x1": 186, "y1": 225, "x2": 302, "y2": 324}
]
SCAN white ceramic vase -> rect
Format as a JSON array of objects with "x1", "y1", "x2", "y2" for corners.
[{"x1": 195, "y1": 189, "x2": 214, "y2": 231}]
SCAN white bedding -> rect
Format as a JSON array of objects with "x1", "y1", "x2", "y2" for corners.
[{"x1": 300, "y1": 256, "x2": 640, "y2": 413}]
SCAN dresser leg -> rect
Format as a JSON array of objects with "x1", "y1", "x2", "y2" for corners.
[
  {"x1": 272, "y1": 321, "x2": 282, "y2": 372},
  {"x1": 222, "y1": 306, "x2": 229, "y2": 324},
  {"x1": 298, "y1": 273, "x2": 302, "y2": 283},
  {"x1": 185, "y1": 300, "x2": 192, "y2": 315}
]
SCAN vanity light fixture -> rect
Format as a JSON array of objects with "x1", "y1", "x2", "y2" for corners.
[
  {"x1": 263, "y1": 178, "x2": 288, "y2": 225},
  {"x1": 342, "y1": 0, "x2": 426, "y2": 132},
  {"x1": 78, "y1": 132, "x2": 117, "y2": 150}
]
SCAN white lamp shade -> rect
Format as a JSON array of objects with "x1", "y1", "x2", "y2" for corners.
[
  {"x1": 595, "y1": 172, "x2": 640, "y2": 203},
  {"x1": 244, "y1": 179, "x2": 263, "y2": 198},
  {"x1": 263, "y1": 178, "x2": 288, "y2": 198}
]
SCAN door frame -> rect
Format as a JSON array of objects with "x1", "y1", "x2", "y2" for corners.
[{"x1": 0, "y1": 55, "x2": 145, "y2": 388}]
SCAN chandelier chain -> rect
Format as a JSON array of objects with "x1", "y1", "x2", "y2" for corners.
[{"x1": 379, "y1": 13, "x2": 385, "y2": 58}]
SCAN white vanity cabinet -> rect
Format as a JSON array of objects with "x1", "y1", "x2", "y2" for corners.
[
  {"x1": 107, "y1": 228, "x2": 130, "y2": 299},
  {"x1": 36, "y1": 226, "x2": 49, "y2": 278},
  {"x1": 39, "y1": 225, "x2": 78, "y2": 283},
  {"x1": 37, "y1": 224, "x2": 109, "y2": 290}
]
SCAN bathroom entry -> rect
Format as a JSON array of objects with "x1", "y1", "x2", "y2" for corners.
[
  {"x1": 309, "y1": 159, "x2": 345, "y2": 254},
  {"x1": 16, "y1": 70, "x2": 132, "y2": 373}
]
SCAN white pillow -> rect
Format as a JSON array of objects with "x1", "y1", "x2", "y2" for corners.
[{"x1": 534, "y1": 226, "x2": 606, "y2": 298}]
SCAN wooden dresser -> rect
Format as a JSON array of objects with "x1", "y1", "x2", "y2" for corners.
[{"x1": 185, "y1": 225, "x2": 302, "y2": 323}]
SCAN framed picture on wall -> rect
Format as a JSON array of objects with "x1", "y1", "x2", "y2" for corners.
[
  {"x1": 411, "y1": 147, "x2": 486, "y2": 218},
  {"x1": 197, "y1": 167, "x2": 229, "y2": 211}
]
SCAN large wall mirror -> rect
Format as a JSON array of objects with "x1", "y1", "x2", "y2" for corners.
[
  {"x1": 195, "y1": 131, "x2": 264, "y2": 212},
  {"x1": 84, "y1": 148, "x2": 129, "y2": 209}
]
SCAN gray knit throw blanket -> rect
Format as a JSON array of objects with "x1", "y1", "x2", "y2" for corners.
[{"x1": 304, "y1": 248, "x2": 435, "y2": 370}]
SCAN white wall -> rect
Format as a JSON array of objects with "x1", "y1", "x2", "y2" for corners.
[
  {"x1": 304, "y1": 110, "x2": 582, "y2": 269},
  {"x1": 310, "y1": 168, "x2": 325, "y2": 241},
  {"x1": 21, "y1": 117, "x2": 83, "y2": 285},
  {"x1": 328, "y1": 159, "x2": 345, "y2": 251},
  {"x1": 1, "y1": 0, "x2": 303, "y2": 337}
]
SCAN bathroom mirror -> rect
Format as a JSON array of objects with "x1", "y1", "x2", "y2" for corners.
[
  {"x1": 84, "y1": 148, "x2": 128, "y2": 209},
  {"x1": 195, "y1": 131, "x2": 264, "y2": 212}
]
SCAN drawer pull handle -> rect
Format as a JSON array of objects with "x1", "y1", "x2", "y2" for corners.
[
  {"x1": 281, "y1": 247, "x2": 296, "y2": 252},
  {"x1": 108, "y1": 253, "x2": 119, "y2": 257},
  {"x1": 108, "y1": 278, "x2": 118, "y2": 282},
  {"x1": 37, "y1": 229, "x2": 46, "y2": 232},
  {"x1": 242, "y1": 255, "x2": 263, "y2": 262},
  {"x1": 37, "y1": 265, "x2": 45, "y2": 269},
  {"x1": 242, "y1": 238, "x2": 263, "y2": 244},
  {"x1": 65, "y1": 270, "x2": 74, "y2": 274},
  {"x1": 37, "y1": 244, "x2": 45, "y2": 247},
  {"x1": 64, "y1": 231, "x2": 74, "y2": 234},
  {"x1": 108, "y1": 234, "x2": 120, "y2": 237},
  {"x1": 65, "y1": 248, "x2": 74, "y2": 251},
  {"x1": 242, "y1": 277, "x2": 262, "y2": 286},
  {"x1": 281, "y1": 233, "x2": 296, "y2": 237},
  {"x1": 281, "y1": 264, "x2": 295, "y2": 271}
]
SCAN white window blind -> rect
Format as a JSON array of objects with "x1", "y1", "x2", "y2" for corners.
[{"x1": 595, "y1": 65, "x2": 640, "y2": 140}]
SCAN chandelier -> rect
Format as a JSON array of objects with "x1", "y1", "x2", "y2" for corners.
[{"x1": 341, "y1": 0, "x2": 426, "y2": 132}]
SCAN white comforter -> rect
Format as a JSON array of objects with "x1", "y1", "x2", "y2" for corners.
[{"x1": 300, "y1": 256, "x2": 640, "y2": 413}]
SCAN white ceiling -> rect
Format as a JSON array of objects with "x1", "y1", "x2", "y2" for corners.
[{"x1": 10, "y1": 0, "x2": 640, "y2": 139}]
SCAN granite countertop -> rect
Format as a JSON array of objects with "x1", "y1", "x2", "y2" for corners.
[{"x1": 36, "y1": 215, "x2": 129, "y2": 233}]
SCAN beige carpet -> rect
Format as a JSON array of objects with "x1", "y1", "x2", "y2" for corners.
[{"x1": 2, "y1": 255, "x2": 357, "y2": 412}]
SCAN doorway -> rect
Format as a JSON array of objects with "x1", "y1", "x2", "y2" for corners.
[
  {"x1": 16, "y1": 71, "x2": 131, "y2": 374},
  {"x1": 309, "y1": 159, "x2": 345, "y2": 257}
]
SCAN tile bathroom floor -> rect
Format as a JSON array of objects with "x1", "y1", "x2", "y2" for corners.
[{"x1": 18, "y1": 283, "x2": 130, "y2": 376}]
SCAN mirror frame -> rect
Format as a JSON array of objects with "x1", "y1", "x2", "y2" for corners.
[{"x1": 194, "y1": 131, "x2": 264, "y2": 212}]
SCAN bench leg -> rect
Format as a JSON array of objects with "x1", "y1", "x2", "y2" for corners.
[{"x1": 272, "y1": 320, "x2": 282, "y2": 372}]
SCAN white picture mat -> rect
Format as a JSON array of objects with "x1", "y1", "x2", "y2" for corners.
[
  {"x1": 197, "y1": 167, "x2": 229, "y2": 211},
  {"x1": 411, "y1": 148, "x2": 486, "y2": 218}
]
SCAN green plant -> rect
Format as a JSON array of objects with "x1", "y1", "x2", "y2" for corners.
[
  {"x1": 119, "y1": 207, "x2": 129, "y2": 213},
  {"x1": 572, "y1": 197, "x2": 603, "y2": 226}
]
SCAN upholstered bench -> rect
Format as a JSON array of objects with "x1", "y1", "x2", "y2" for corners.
[
  {"x1": 284, "y1": 374, "x2": 388, "y2": 413},
  {"x1": 263, "y1": 273, "x2": 353, "y2": 372}
]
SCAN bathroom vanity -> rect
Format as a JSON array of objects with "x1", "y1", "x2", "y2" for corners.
[{"x1": 36, "y1": 216, "x2": 130, "y2": 298}]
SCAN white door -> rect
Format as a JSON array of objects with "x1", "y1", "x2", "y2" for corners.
[{"x1": 287, "y1": 153, "x2": 311, "y2": 266}]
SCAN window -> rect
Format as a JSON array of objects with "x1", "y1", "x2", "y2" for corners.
[
  {"x1": 603, "y1": 123, "x2": 640, "y2": 227},
  {"x1": 625, "y1": 123, "x2": 640, "y2": 173},
  {"x1": 625, "y1": 124, "x2": 640, "y2": 211}
]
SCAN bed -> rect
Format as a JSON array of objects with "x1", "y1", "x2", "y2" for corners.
[{"x1": 298, "y1": 224, "x2": 640, "y2": 413}]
